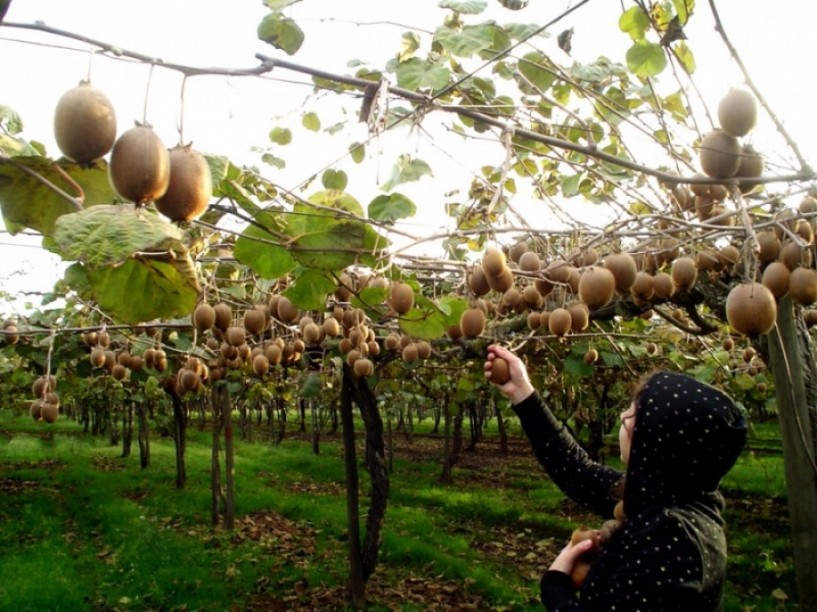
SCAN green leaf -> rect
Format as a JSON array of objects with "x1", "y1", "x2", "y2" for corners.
[
  {"x1": 600, "y1": 351, "x2": 625, "y2": 368},
  {"x1": 619, "y1": 6, "x2": 650, "y2": 41},
  {"x1": 381, "y1": 155, "x2": 433, "y2": 192},
  {"x1": 300, "y1": 372, "x2": 322, "y2": 398},
  {"x1": 564, "y1": 354, "x2": 594, "y2": 377},
  {"x1": 257, "y1": 12, "x2": 305, "y2": 56},
  {"x1": 322, "y1": 169, "x2": 348, "y2": 191},
  {"x1": 234, "y1": 212, "x2": 296, "y2": 279},
  {"x1": 393, "y1": 58, "x2": 451, "y2": 91},
  {"x1": 83, "y1": 256, "x2": 199, "y2": 325},
  {"x1": 560, "y1": 173, "x2": 584, "y2": 198},
  {"x1": 518, "y1": 52, "x2": 557, "y2": 92},
  {"x1": 434, "y1": 24, "x2": 495, "y2": 57},
  {"x1": 53, "y1": 204, "x2": 185, "y2": 267},
  {"x1": 349, "y1": 142, "x2": 366, "y2": 164},
  {"x1": 625, "y1": 41, "x2": 667, "y2": 77},
  {"x1": 673, "y1": 41, "x2": 696, "y2": 74},
  {"x1": 292, "y1": 220, "x2": 364, "y2": 271},
  {"x1": 204, "y1": 154, "x2": 230, "y2": 184},
  {"x1": 283, "y1": 269, "x2": 336, "y2": 310},
  {"x1": 400, "y1": 32, "x2": 421, "y2": 62},
  {"x1": 438, "y1": 0, "x2": 487, "y2": 14},
  {"x1": 398, "y1": 307, "x2": 447, "y2": 340},
  {"x1": 0, "y1": 157, "x2": 116, "y2": 236},
  {"x1": 0, "y1": 105, "x2": 24, "y2": 134},
  {"x1": 269, "y1": 127, "x2": 292, "y2": 145},
  {"x1": 368, "y1": 193, "x2": 417, "y2": 222},
  {"x1": 301, "y1": 112, "x2": 320, "y2": 131},
  {"x1": 305, "y1": 189, "x2": 364, "y2": 217},
  {"x1": 506, "y1": 23, "x2": 545, "y2": 42},
  {"x1": 672, "y1": 0, "x2": 694, "y2": 25}
]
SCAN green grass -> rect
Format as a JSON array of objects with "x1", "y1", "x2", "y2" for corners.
[{"x1": 0, "y1": 410, "x2": 795, "y2": 610}]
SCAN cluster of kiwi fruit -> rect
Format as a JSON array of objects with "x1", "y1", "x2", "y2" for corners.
[
  {"x1": 724, "y1": 195, "x2": 817, "y2": 336},
  {"x1": 29, "y1": 374, "x2": 60, "y2": 423},
  {"x1": 85, "y1": 329, "x2": 149, "y2": 380},
  {"x1": 53, "y1": 80, "x2": 212, "y2": 222},
  {"x1": 568, "y1": 501, "x2": 625, "y2": 587}
]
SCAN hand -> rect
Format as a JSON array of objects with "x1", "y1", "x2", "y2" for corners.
[
  {"x1": 484, "y1": 344, "x2": 535, "y2": 404},
  {"x1": 549, "y1": 537, "x2": 595, "y2": 576}
]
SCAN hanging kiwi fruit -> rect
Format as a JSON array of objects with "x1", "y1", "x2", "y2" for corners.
[
  {"x1": 53, "y1": 80, "x2": 117, "y2": 165},
  {"x1": 109, "y1": 125, "x2": 170, "y2": 205},
  {"x1": 154, "y1": 145, "x2": 213, "y2": 221}
]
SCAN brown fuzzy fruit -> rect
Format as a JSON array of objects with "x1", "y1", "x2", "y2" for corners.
[
  {"x1": 460, "y1": 307, "x2": 486, "y2": 338},
  {"x1": 718, "y1": 88, "x2": 758, "y2": 138},
  {"x1": 671, "y1": 257, "x2": 698, "y2": 291},
  {"x1": 389, "y1": 282, "x2": 415, "y2": 315},
  {"x1": 734, "y1": 146, "x2": 764, "y2": 194},
  {"x1": 518, "y1": 251, "x2": 541, "y2": 272},
  {"x1": 567, "y1": 302, "x2": 590, "y2": 332},
  {"x1": 468, "y1": 265, "x2": 491, "y2": 296},
  {"x1": 155, "y1": 145, "x2": 212, "y2": 221},
  {"x1": 489, "y1": 357, "x2": 511, "y2": 385},
  {"x1": 54, "y1": 81, "x2": 117, "y2": 164},
  {"x1": 603, "y1": 253, "x2": 638, "y2": 293},
  {"x1": 486, "y1": 267, "x2": 514, "y2": 293},
  {"x1": 32, "y1": 375, "x2": 57, "y2": 398},
  {"x1": 252, "y1": 354, "x2": 270, "y2": 376},
  {"x1": 192, "y1": 303, "x2": 216, "y2": 332},
  {"x1": 699, "y1": 130, "x2": 742, "y2": 179},
  {"x1": 303, "y1": 322, "x2": 322, "y2": 345},
  {"x1": 213, "y1": 303, "x2": 232, "y2": 331},
  {"x1": 402, "y1": 343, "x2": 419, "y2": 363},
  {"x1": 482, "y1": 247, "x2": 507, "y2": 278},
  {"x1": 416, "y1": 341, "x2": 432, "y2": 359},
  {"x1": 90, "y1": 347, "x2": 106, "y2": 368},
  {"x1": 578, "y1": 266, "x2": 616, "y2": 310},
  {"x1": 226, "y1": 326, "x2": 246, "y2": 347},
  {"x1": 761, "y1": 262, "x2": 790, "y2": 299},
  {"x1": 788, "y1": 268, "x2": 817, "y2": 305},
  {"x1": 275, "y1": 296, "x2": 299, "y2": 323},
  {"x1": 779, "y1": 241, "x2": 811, "y2": 271},
  {"x1": 756, "y1": 231, "x2": 781, "y2": 264},
  {"x1": 652, "y1": 272, "x2": 675, "y2": 300},
  {"x1": 353, "y1": 357, "x2": 374, "y2": 377},
  {"x1": 548, "y1": 308, "x2": 572, "y2": 336},
  {"x1": 243, "y1": 308, "x2": 267, "y2": 336},
  {"x1": 630, "y1": 272, "x2": 655, "y2": 301},
  {"x1": 726, "y1": 282, "x2": 777, "y2": 336},
  {"x1": 323, "y1": 317, "x2": 341, "y2": 337},
  {"x1": 384, "y1": 333, "x2": 401, "y2": 351},
  {"x1": 40, "y1": 401, "x2": 59, "y2": 424},
  {"x1": 109, "y1": 126, "x2": 170, "y2": 204}
]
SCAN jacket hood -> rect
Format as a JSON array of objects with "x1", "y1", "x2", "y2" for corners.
[{"x1": 624, "y1": 372, "x2": 747, "y2": 514}]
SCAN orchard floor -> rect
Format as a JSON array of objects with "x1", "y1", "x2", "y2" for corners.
[{"x1": 0, "y1": 412, "x2": 795, "y2": 611}]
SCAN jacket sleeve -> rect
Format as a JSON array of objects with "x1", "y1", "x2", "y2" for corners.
[{"x1": 512, "y1": 391, "x2": 623, "y2": 517}]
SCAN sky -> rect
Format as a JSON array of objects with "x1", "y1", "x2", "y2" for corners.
[{"x1": 1, "y1": 0, "x2": 815, "y2": 315}]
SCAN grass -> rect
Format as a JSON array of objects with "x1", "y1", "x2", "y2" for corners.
[{"x1": 0, "y1": 409, "x2": 796, "y2": 611}]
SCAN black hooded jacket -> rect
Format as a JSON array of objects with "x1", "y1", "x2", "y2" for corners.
[{"x1": 512, "y1": 372, "x2": 747, "y2": 611}]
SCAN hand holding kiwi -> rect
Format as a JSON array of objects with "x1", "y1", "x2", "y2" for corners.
[
  {"x1": 567, "y1": 519, "x2": 621, "y2": 588},
  {"x1": 484, "y1": 345, "x2": 535, "y2": 404}
]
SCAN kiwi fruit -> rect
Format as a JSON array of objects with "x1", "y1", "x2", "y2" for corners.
[
  {"x1": 243, "y1": 308, "x2": 267, "y2": 336},
  {"x1": 761, "y1": 261, "x2": 790, "y2": 299},
  {"x1": 335, "y1": 273, "x2": 353, "y2": 302},
  {"x1": 779, "y1": 241, "x2": 811, "y2": 271},
  {"x1": 109, "y1": 125, "x2": 170, "y2": 204},
  {"x1": 32, "y1": 375, "x2": 57, "y2": 398},
  {"x1": 527, "y1": 311, "x2": 541, "y2": 330},
  {"x1": 416, "y1": 341, "x2": 432, "y2": 359},
  {"x1": 192, "y1": 303, "x2": 216, "y2": 332},
  {"x1": 252, "y1": 354, "x2": 270, "y2": 376},
  {"x1": 265, "y1": 344, "x2": 282, "y2": 365},
  {"x1": 213, "y1": 303, "x2": 232, "y2": 331},
  {"x1": 756, "y1": 230, "x2": 781, "y2": 263},
  {"x1": 652, "y1": 272, "x2": 675, "y2": 300},
  {"x1": 726, "y1": 282, "x2": 777, "y2": 336},
  {"x1": 718, "y1": 88, "x2": 758, "y2": 138},
  {"x1": 548, "y1": 308, "x2": 572, "y2": 336},
  {"x1": 155, "y1": 145, "x2": 212, "y2": 221},
  {"x1": 486, "y1": 267, "x2": 514, "y2": 293},
  {"x1": 583, "y1": 348, "x2": 599, "y2": 364},
  {"x1": 40, "y1": 401, "x2": 59, "y2": 424},
  {"x1": 734, "y1": 145, "x2": 764, "y2": 193},
  {"x1": 522, "y1": 285, "x2": 541, "y2": 308},
  {"x1": 111, "y1": 363, "x2": 128, "y2": 380},
  {"x1": 303, "y1": 322, "x2": 322, "y2": 345},
  {"x1": 544, "y1": 259, "x2": 571, "y2": 284},
  {"x1": 384, "y1": 333, "x2": 401, "y2": 351},
  {"x1": 460, "y1": 307, "x2": 486, "y2": 338},
  {"x1": 489, "y1": 357, "x2": 511, "y2": 385},
  {"x1": 645, "y1": 342, "x2": 658, "y2": 355},
  {"x1": 276, "y1": 296, "x2": 299, "y2": 323},
  {"x1": 788, "y1": 268, "x2": 817, "y2": 305},
  {"x1": 578, "y1": 266, "x2": 616, "y2": 310},
  {"x1": 602, "y1": 253, "x2": 638, "y2": 293},
  {"x1": 567, "y1": 302, "x2": 589, "y2": 332},
  {"x1": 54, "y1": 81, "x2": 117, "y2": 164},
  {"x1": 323, "y1": 317, "x2": 341, "y2": 337},
  {"x1": 482, "y1": 247, "x2": 507, "y2": 277},
  {"x1": 402, "y1": 343, "x2": 419, "y2": 363},
  {"x1": 90, "y1": 347, "x2": 106, "y2": 368},
  {"x1": 225, "y1": 326, "x2": 246, "y2": 347},
  {"x1": 508, "y1": 240, "x2": 529, "y2": 263},
  {"x1": 389, "y1": 282, "x2": 415, "y2": 315},
  {"x1": 630, "y1": 272, "x2": 655, "y2": 301},
  {"x1": 800, "y1": 196, "x2": 817, "y2": 214},
  {"x1": 699, "y1": 129, "x2": 741, "y2": 179},
  {"x1": 469, "y1": 265, "x2": 491, "y2": 296},
  {"x1": 518, "y1": 251, "x2": 541, "y2": 272},
  {"x1": 353, "y1": 357, "x2": 374, "y2": 377},
  {"x1": 671, "y1": 257, "x2": 698, "y2": 291}
]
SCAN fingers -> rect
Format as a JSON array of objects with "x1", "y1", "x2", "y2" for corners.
[{"x1": 549, "y1": 538, "x2": 595, "y2": 575}]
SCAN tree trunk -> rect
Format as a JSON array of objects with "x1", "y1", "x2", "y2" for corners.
[
  {"x1": 496, "y1": 401, "x2": 508, "y2": 455},
  {"x1": 121, "y1": 400, "x2": 133, "y2": 458},
  {"x1": 137, "y1": 401, "x2": 150, "y2": 469},
  {"x1": 340, "y1": 368, "x2": 366, "y2": 609},
  {"x1": 299, "y1": 398, "x2": 307, "y2": 433},
  {"x1": 344, "y1": 365, "x2": 389, "y2": 582},
  {"x1": 223, "y1": 387, "x2": 235, "y2": 530},
  {"x1": 440, "y1": 395, "x2": 452, "y2": 485},
  {"x1": 310, "y1": 399, "x2": 320, "y2": 455},
  {"x1": 171, "y1": 394, "x2": 187, "y2": 490},
  {"x1": 767, "y1": 296, "x2": 817, "y2": 610},
  {"x1": 406, "y1": 403, "x2": 414, "y2": 444},
  {"x1": 211, "y1": 389, "x2": 222, "y2": 527},
  {"x1": 276, "y1": 396, "x2": 286, "y2": 445}
]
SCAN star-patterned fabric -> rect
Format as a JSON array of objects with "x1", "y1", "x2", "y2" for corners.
[{"x1": 512, "y1": 372, "x2": 747, "y2": 611}]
